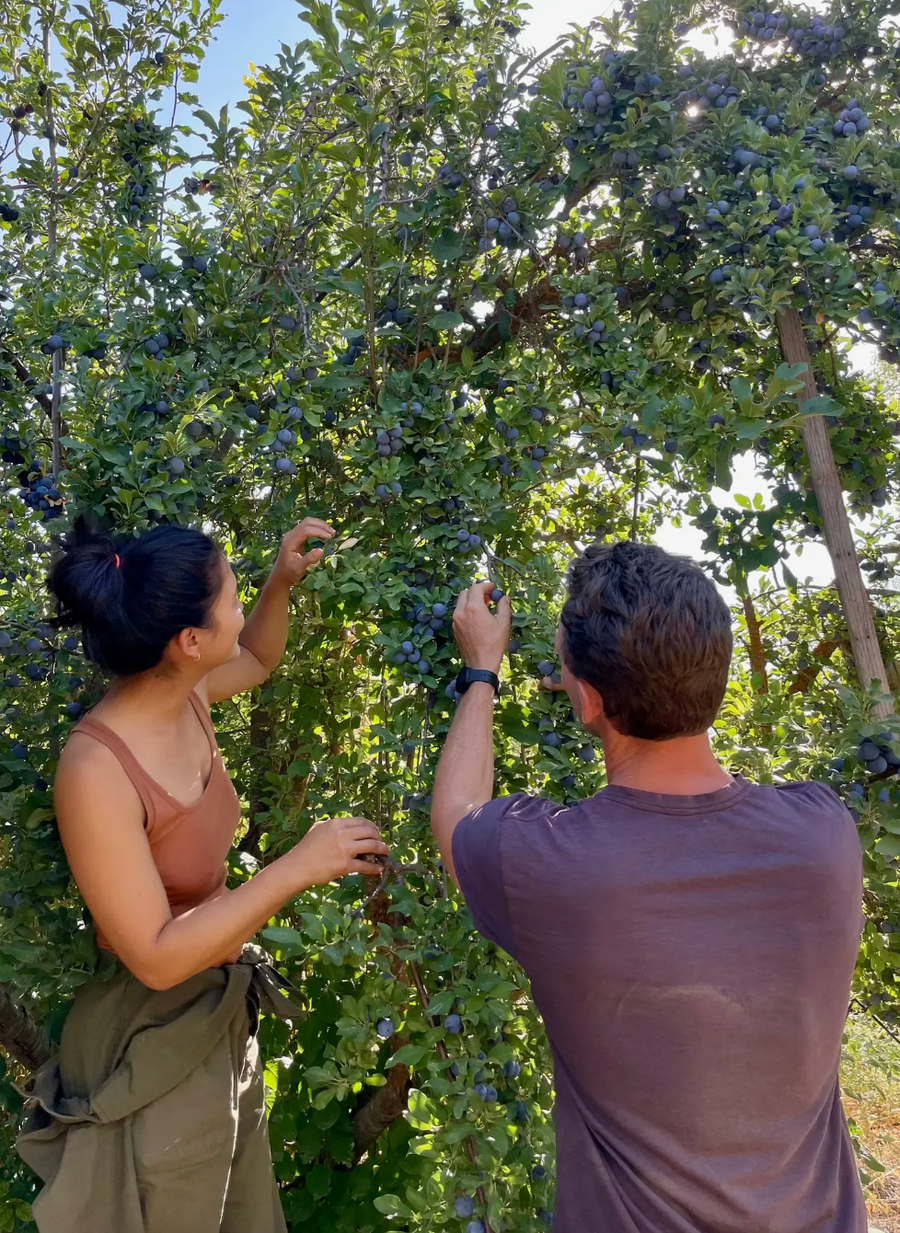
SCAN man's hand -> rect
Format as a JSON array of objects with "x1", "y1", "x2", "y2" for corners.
[
  {"x1": 453, "y1": 581, "x2": 512, "y2": 674},
  {"x1": 270, "y1": 517, "x2": 335, "y2": 587}
]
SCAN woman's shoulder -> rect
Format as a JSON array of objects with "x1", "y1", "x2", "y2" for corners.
[
  {"x1": 57, "y1": 723, "x2": 132, "y2": 792},
  {"x1": 59, "y1": 724, "x2": 107, "y2": 766}
]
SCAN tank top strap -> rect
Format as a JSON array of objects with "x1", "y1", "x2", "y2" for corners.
[
  {"x1": 74, "y1": 714, "x2": 162, "y2": 832},
  {"x1": 188, "y1": 689, "x2": 217, "y2": 748}
]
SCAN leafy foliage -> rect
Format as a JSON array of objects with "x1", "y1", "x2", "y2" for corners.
[{"x1": 1, "y1": 0, "x2": 900, "y2": 1228}]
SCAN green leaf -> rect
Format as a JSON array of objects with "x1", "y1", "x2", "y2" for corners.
[
  {"x1": 406, "y1": 1088, "x2": 439, "y2": 1128},
  {"x1": 730, "y1": 375, "x2": 753, "y2": 408},
  {"x1": 569, "y1": 154, "x2": 590, "y2": 180},
  {"x1": 640, "y1": 394, "x2": 662, "y2": 427},
  {"x1": 430, "y1": 229, "x2": 465, "y2": 263},
  {"x1": 386, "y1": 1044, "x2": 427, "y2": 1068},
  {"x1": 306, "y1": 1163, "x2": 333, "y2": 1199},
  {"x1": 425, "y1": 989, "x2": 455, "y2": 1017},
  {"x1": 799, "y1": 395, "x2": 842, "y2": 417},
  {"x1": 373, "y1": 1195, "x2": 413, "y2": 1219},
  {"x1": 192, "y1": 108, "x2": 220, "y2": 133},
  {"x1": 734, "y1": 418, "x2": 769, "y2": 440},
  {"x1": 24, "y1": 808, "x2": 54, "y2": 830},
  {"x1": 261, "y1": 926, "x2": 305, "y2": 951},
  {"x1": 303, "y1": 1066, "x2": 336, "y2": 1088},
  {"x1": 875, "y1": 835, "x2": 900, "y2": 858},
  {"x1": 429, "y1": 311, "x2": 463, "y2": 330}
]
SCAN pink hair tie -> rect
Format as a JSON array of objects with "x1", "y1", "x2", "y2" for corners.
[{"x1": 114, "y1": 554, "x2": 121, "y2": 569}]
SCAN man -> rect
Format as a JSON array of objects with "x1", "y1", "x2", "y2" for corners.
[{"x1": 431, "y1": 541, "x2": 866, "y2": 1233}]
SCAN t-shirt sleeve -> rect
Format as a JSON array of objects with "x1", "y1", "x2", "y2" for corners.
[{"x1": 452, "y1": 792, "x2": 556, "y2": 958}]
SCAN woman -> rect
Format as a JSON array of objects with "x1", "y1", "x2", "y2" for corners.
[{"x1": 17, "y1": 514, "x2": 389, "y2": 1233}]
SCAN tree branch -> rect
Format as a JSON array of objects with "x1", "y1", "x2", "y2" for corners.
[
  {"x1": 351, "y1": 1058, "x2": 411, "y2": 1160},
  {"x1": 787, "y1": 637, "x2": 847, "y2": 695},
  {"x1": 741, "y1": 593, "x2": 769, "y2": 693}
]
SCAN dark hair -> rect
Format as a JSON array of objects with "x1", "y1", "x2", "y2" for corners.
[
  {"x1": 49, "y1": 516, "x2": 224, "y2": 676},
  {"x1": 559, "y1": 541, "x2": 733, "y2": 741}
]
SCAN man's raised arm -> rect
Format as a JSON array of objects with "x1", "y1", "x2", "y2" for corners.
[{"x1": 430, "y1": 582, "x2": 511, "y2": 885}]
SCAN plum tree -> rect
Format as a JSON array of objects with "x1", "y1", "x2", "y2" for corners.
[{"x1": 0, "y1": 0, "x2": 899, "y2": 1229}]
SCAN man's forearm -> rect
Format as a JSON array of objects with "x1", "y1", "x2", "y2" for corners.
[
  {"x1": 238, "y1": 574, "x2": 292, "y2": 671},
  {"x1": 431, "y1": 682, "x2": 495, "y2": 883}
]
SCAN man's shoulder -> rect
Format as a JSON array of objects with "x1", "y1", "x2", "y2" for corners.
[
  {"x1": 766, "y1": 777, "x2": 850, "y2": 813},
  {"x1": 452, "y1": 792, "x2": 571, "y2": 856},
  {"x1": 459, "y1": 791, "x2": 576, "y2": 829}
]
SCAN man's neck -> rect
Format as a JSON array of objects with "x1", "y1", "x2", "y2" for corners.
[{"x1": 601, "y1": 731, "x2": 733, "y2": 796}]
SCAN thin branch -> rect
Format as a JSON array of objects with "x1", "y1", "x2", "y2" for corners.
[{"x1": 158, "y1": 68, "x2": 180, "y2": 243}]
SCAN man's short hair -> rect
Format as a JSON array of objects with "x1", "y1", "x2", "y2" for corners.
[{"x1": 559, "y1": 541, "x2": 733, "y2": 741}]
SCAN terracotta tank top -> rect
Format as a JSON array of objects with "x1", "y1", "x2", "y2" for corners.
[{"x1": 75, "y1": 691, "x2": 243, "y2": 958}]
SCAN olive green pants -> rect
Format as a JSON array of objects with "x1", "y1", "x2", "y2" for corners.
[{"x1": 17, "y1": 951, "x2": 295, "y2": 1233}]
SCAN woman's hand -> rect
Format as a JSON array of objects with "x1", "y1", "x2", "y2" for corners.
[
  {"x1": 286, "y1": 816, "x2": 390, "y2": 890},
  {"x1": 270, "y1": 517, "x2": 336, "y2": 588}
]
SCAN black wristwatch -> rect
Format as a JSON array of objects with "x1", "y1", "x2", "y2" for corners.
[{"x1": 455, "y1": 666, "x2": 501, "y2": 697}]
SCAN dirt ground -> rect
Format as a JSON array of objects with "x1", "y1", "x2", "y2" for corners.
[{"x1": 841, "y1": 1014, "x2": 900, "y2": 1232}]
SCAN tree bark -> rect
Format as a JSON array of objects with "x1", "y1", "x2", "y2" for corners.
[
  {"x1": 239, "y1": 701, "x2": 274, "y2": 856},
  {"x1": 0, "y1": 985, "x2": 52, "y2": 1071},
  {"x1": 788, "y1": 637, "x2": 847, "y2": 695},
  {"x1": 740, "y1": 593, "x2": 768, "y2": 693},
  {"x1": 351, "y1": 1060, "x2": 411, "y2": 1161},
  {"x1": 776, "y1": 308, "x2": 894, "y2": 717}
]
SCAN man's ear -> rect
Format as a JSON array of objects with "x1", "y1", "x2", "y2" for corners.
[{"x1": 570, "y1": 675, "x2": 605, "y2": 728}]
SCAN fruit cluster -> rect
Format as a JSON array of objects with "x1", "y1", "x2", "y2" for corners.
[
  {"x1": 16, "y1": 460, "x2": 64, "y2": 521},
  {"x1": 338, "y1": 332, "x2": 368, "y2": 366},
  {"x1": 0, "y1": 427, "x2": 26, "y2": 466},
  {"x1": 832, "y1": 99, "x2": 870, "y2": 138},
  {"x1": 481, "y1": 196, "x2": 525, "y2": 250}
]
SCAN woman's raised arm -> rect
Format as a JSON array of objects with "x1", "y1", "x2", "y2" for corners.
[{"x1": 204, "y1": 516, "x2": 335, "y2": 703}]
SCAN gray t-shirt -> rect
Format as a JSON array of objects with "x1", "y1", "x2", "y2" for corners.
[{"x1": 452, "y1": 774, "x2": 866, "y2": 1233}]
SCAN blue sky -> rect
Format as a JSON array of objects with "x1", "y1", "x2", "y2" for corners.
[{"x1": 194, "y1": 0, "x2": 310, "y2": 115}]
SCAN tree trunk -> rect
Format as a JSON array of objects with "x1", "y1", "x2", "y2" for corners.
[
  {"x1": 776, "y1": 308, "x2": 894, "y2": 717},
  {"x1": 0, "y1": 985, "x2": 52, "y2": 1071},
  {"x1": 240, "y1": 701, "x2": 274, "y2": 856}
]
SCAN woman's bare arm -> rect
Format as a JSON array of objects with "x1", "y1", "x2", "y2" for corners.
[
  {"x1": 56, "y1": 734, "x2": 387, "y2": 989},
  {"x1": 204, "y1": 518, "x2": 335, "y2": 704}
]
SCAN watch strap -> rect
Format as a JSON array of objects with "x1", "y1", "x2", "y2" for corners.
[{"x1": 455, "y1": 667, "x2": 501, "y2": 697}]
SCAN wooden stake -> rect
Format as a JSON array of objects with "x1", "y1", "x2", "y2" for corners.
[{"x1": 776, "y1": 307, "x2": 893, "y2": 717}]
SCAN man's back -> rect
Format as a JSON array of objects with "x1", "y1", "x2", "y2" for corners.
[{"x1": 453, "y1": 774, "x2": 866, "y2": 1233}]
